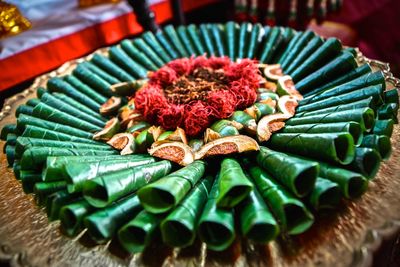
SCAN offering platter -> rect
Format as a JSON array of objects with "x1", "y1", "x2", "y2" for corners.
[{"x1": 1, "y1": 23, "x2": 400, "y2": 267}]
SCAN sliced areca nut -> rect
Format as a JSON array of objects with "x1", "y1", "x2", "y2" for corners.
[
  {"x1": 165, "y1": 127, "x2": 188, "y2": 145},
  {"x1": 118, "y1": 98, "x2": 136, "y2": 121},
  {"x1": 110, "y1": 80, "x2": 147, "y2": 96},
  {"x1": 244, "y1": 105, "x2": 260, "y2": 119},
  {"x1": 230, "y1": 111, "x2": 257, "y2": 134},
  {"x1": 149, "y1": 141, "x2": 195, "y2": 166},
  {"x1": 194, "y1": 135, "x2": 259, "y2": 160},
  {"x1": 278, "y1": 95, "x2": 299, "y2": 116},
  {"x1": 264, "y1": 64, "x2": 284, "y2": 81},
  {"x1": 100, "y1": 96, "x2": 122, "y2": 116},
  {"x1": 204, "y1": 128, "x2": 222, "y2": 143},
  {"x1": 157, "y1": 131, "x2": 174, "y2": 141},
  {"x1": 121, "y1": 113, "x2": 145, "y2": 129},
  {"x1": 93, "y1": 117, "x2": 120, "y2": 141},
  {"x1": 258, "y1": 92, "x2": 279, "y2": 102},
  {"x1": 257, "y1": 113, "x2": 291, "y2": 142},
  {"x1": 107, "y1": 133, "x2": 136, "y2": 155},
  {"x1": 277, "y1": 75, "x2": 303, "y2": 100},
  {"x1": 148, "y1": 126, "x2": 164, "y2": 141},
  {"x1": 211, "y1": 120, "x2": 241, "y2": 137}
]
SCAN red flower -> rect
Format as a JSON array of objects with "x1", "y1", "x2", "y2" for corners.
[{"x1": 134, "y1": 56, "x2": 261, "y2": 136}]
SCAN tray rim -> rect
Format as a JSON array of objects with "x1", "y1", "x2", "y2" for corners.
[{"x1": 1, "y1": 46, "x2": 400, "y2": 267}]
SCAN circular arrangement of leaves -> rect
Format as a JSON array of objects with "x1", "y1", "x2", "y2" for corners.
[{"x1": 1, "y1": 22, "x2": 398, "y2": 257}]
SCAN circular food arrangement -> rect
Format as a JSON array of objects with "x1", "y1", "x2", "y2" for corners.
[{"x1": 1, "y1": 22, "x2": 399, "y2": 264}]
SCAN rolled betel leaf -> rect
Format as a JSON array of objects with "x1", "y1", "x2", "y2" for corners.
[
  {"x1": 83, "y1": 160, "x2": 172, "y2": 208},
  {"x1": 246, "y1": 22, "x2": 263, "y2": 59},
  {"x1": 308, "y1": 177, "x2": 341, "y2": 210},
  {"x1": 14, "y1": 137, "x2": 112, "y2": 159},
  {"x1": 279, "y1": 30, "x2": 315, "y2": 69},
  {"x1": 187, "y1": 24, "x2": 206, "y2": 56},
  {"x1": 21, "y1": 125, "x2": 100, "y2": 145},
  {"x1": 32, "y1": 102, "x2": 102, "y2": 132},
  {"x1": 295, "y1": 97, "x2": 376, "y2": 118},
  {"x1": 284, "y1": 35, "x2": 323, "y2": 74},
  {"x1": 199, "y1": 24, "x2": 216, "y2": 56},
  {"x1": 230, "y1": 111, "x2": 257, "y2": 133},
  {"x1": 236, "y1": 22, "x2": 251, "y2": 59},
  {"x1": 84, "y1": 194, "x2": 143, "y2": 244},
  {"x1": 51, "y1": 92, "x2": 106, "y2": 121},
  {"x1": 42, "y1": 154, "x2": 150, "y2": 181},
  {"x1": 12, "y1": 160, "x2": 21, "y2": 179},
  {"x1": 80, "y1": 61, "x2": 121, "y2": 84},
  {"x1": 296, "y1": 84, "x2": 383, "y2": 113},
  {"x1": 384, "y1": 88, "x2": 399, "y2": 105},
  {"x1": 210, "y1": 120, "x2": 240, "y2": 137},
  {"x1": 248, "y1": 165, "x2": 314, "y2": 235},
  {"x1": 15, "y1": 105, "x2": 34, "y2": 117},
  {"x1": 197, "y1": 174, "x2": 235, "y2": 251},
  {"x1": 59, "y1": 199, "x2": 96, "y2": 237},
  {"x1": 281, "y1": 122, "x2": 363, "y2": 146},
  {"x1": 286, "y1": 107, "x2": 376, "y2": 132},
  {"x1": 318, "y1": 162, "x2": 368, "y2": 198},
  {"x1": 209, "y1": 24, "x2": 226, "y2": 57},
  {"x1": 160, "y1": 175, "x2": 214, "y2": 248},
  {"x1": 20, "y1": 170, "x2": 42, "y2": 193},
  {"x1": 268, "y1": 132, "x2": 355, "y2": 165},
  {"x1": 378, "y1": 103, "x2": 398, "y2": 123},
  {"x1": 164, "y1": 24, "x2": 189, "y2": 58},
  {"x1": 141, "y1": 31, "x2": 172, "y2": 62},
  {"x1": 63, "y1": 75, "x2": 108, "y2": 105},
  {"x1": 120, "y1": 40, "x2": 158, "y2": 71},
  {"x1": 155, "y1": 31, "x2": 179, "y2": 59},
  {"x1": 360, "y1": 134, "x2": 391, "y2": 159},
  {"x1": 216, "y1": 158, "x2": 253, "y2": 208},
  {"x1": 46, "y1": 190, "x2": 80, "y2": 221},
  {"x1": 108, "y1": 45, "x2": 149, "y2": 78},
  {"x1": 303, "y1": 64, "x2": 372, "y2": 97},
  {"x1": 177, "y1": 25, "x2": 197, "y2": 56},
  {"x1": 47, "y1": 77, "x2": 101, "y2": 111},
  {"x1": 118, "y1": 210, "x2": 162, "y2": 253},
  {"x1": 277, "y1": 31, "x2": 301, "y2": 64},
  {"x1": 349, "y1": 147, "x2": 382, "y2": 179},
  {"x1": 256, "y1": 147, "x2": 318, "y2": 197},
  {"x1": 295, "y1": 52, "x2": 357, "y2": 93},
  {"x1": 25, "y1": 98, "x2": 40, "y2": 107},
  {"x1": 237, "y1": 185, "x2": 280, "y2": 243},
  {"x1": 20, "y1": 147, "x2": 118, "y2": 171},
  {"x1": 72, "y1": 64, "x2": 113, "y2": 97},
  {"x1": 40, "y1": 92, "x2": 106, "y2": 128},
  {"x1": 258, "y1": 27, "x2": 283, "y2": 63},
  {"x1": 301, "y1": 71, "x2": 385, "y2": 105},
  {"x1": 91, "y1": 53, "x2": 135, "y2": 82},
  {"x1": 225, "y1": 21, "x2": 238, "y2": 60},
  {"x1": 291, "y1": 38, "x2": 343, "y2": 82},
  {"x1": 66, "y1": 156, "x2": 156, "y2": 193},
  {"x1": 372, "y1": 119, "x2": 394, "y2": 137},
  {"x1": 33, "y1": 181, "x2": 67, "y2": 206},
  {"x1": 1, "y1": 124, "x2": 17, "y2": 140},
  {"x1": 5, "y1": 145, "x2": 15, "y2": 166},
  {"x1": 138, "y1": 160, "x2": 206, "y2": 214}
]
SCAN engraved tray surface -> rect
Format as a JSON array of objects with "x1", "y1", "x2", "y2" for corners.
[{"x1": 0, "y1": 49, "x2": 400, "y2": 267}]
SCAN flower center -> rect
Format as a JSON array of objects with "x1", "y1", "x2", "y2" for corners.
[{"x1": 163, "y1": 67, "x2": 229, "y2": 104}]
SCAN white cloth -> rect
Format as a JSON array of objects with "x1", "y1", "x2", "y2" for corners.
[{"x1": 0, "y1": 0, "x2": 165, "y2": 59}]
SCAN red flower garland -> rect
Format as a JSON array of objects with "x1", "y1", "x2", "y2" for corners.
[{"x1": 134, "y1": 56, "x2": 261, "y2": 136}]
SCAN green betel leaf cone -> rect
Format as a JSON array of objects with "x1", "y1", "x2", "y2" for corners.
[
  {"x1": 138, "y1": 161, "x2": 206, "y2": 214},
  {"x1": 118, "y1": 210, "x2": 162, "y2": 253},
  {"x1": 84, "y1": 194, "x2": 142, "y2": 244},
  {"x1": 248, "y1": 165, "x2": 314, "y2": 235},
  {"x1": 237, "y1": 185, "x2": 280, "y2": 243},
  {"x1": 160, "y1": 175, "x2": 214, "y2": 248},
  {"x1": 216, "y1": 158, "x2": 253, "y2": 208},
  {"x1": 83, "y1": 160, "x2": 172, "y2": 208},
  {"x1": 198, "y1": 173, "x2": 235, "y2": 251},
  {"x1": 256, "y1": 147, "x2": 318, "y2": 197}
]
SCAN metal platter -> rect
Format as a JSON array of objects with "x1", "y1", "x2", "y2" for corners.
[{"x1": 0, "y1": 48, "x2": 399, "y2": 267}]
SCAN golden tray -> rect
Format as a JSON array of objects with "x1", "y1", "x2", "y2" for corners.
[{"x1": 0, "y1": 48, "x2": 399, "y2": 267}]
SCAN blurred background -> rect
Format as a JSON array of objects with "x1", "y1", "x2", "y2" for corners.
[{"x1": 1, "y1": 0, "x2": 399, "y2": 107}]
